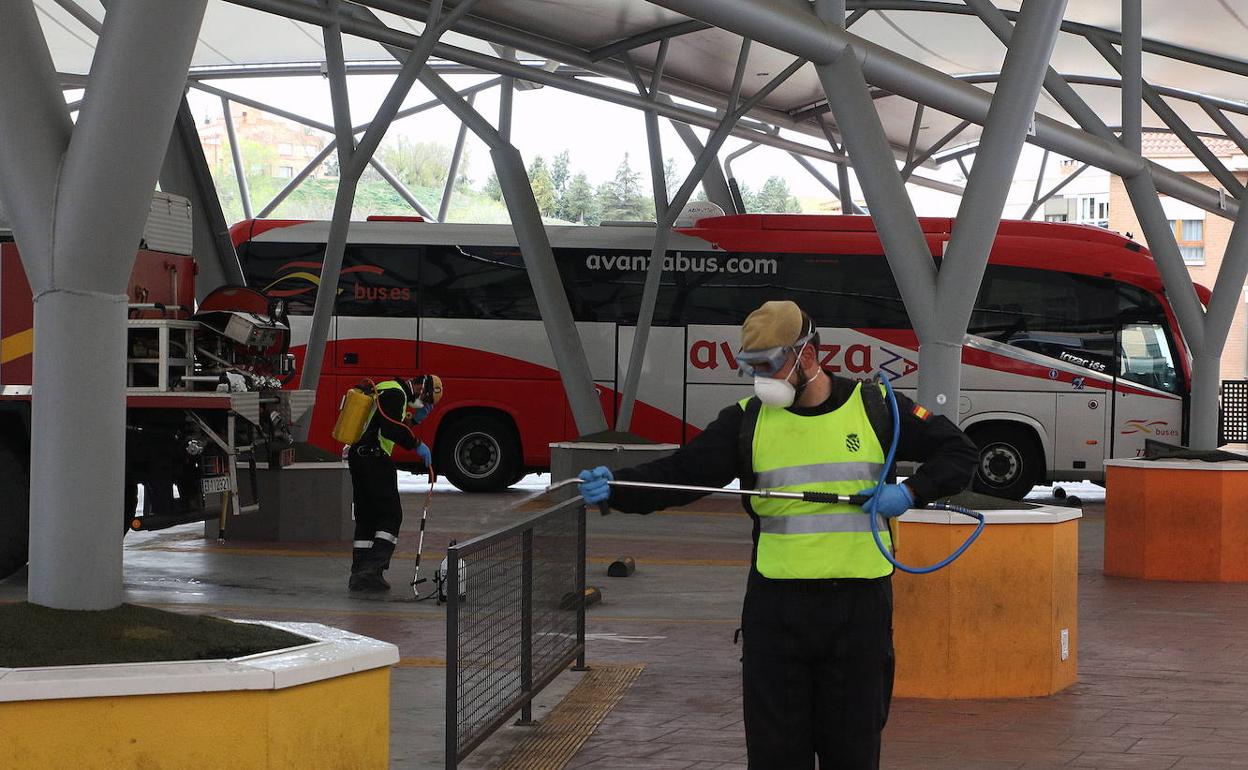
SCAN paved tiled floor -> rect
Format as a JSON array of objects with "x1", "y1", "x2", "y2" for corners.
[{"x1": 6, "y1": 478, "x2": 1247, "y2": 768}]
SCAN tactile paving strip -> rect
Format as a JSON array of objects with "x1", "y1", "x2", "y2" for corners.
[{"x1": 496, "y1": 663, "x2": 645, "y2": 770}]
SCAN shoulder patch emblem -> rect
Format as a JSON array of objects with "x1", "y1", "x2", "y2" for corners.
[{"x1": 912, "y1": 404, "x2": 931, "y2": 421}]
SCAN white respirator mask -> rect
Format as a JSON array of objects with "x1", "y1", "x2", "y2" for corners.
[{"x1": 753, "y1": 375, "x2": 797, "y2": 408}]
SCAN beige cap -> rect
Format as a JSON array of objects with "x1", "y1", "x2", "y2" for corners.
[{"x1": 740, "y1": 300, "x2": 808, "y2": 351}]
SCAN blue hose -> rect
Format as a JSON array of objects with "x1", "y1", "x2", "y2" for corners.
[{"x1": 868, "y1": 374, "x2": 986, "y2": 574}]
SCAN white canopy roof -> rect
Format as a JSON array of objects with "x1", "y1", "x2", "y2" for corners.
[{"x1": 32, "y1": 1, "x2": 1248, "y2": 166}]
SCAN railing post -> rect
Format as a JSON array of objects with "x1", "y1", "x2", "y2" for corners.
[
  {"x1": 574, "y1": 504, "x2": 588, "y2": 671},
  {"x1": 517, "y1": 529, "x2": 535, "y2": 725},
  {"x1": 445, "y1": 541, "x2": 460, "y2": 770}
]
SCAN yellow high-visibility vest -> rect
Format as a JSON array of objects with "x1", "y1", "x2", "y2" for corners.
[{"x1": 741, "y1": 382, "x2": 893, "y2": 579}]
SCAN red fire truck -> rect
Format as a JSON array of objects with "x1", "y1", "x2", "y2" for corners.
[{"x1": 0, "y1": 193, "x2": 311, "y2": 580}]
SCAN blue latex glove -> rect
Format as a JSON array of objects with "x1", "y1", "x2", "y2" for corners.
[
  {"x1": 578, "y1": 466, "x2": 613, "y2": 504},
  {"x1": 416, "y1": 442, "x2": 433, "y2": 468},
  {"x1": 856, "y1": 483, "x2": 914, "y2": 518}
]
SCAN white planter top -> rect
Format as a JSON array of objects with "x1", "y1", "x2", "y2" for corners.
[
  {"x1": 0, "y1": 621, "x2": 398, "y2": 703},
  {"x1": 1105, "y1": 458, "x2": 1248, "y2": 471},
  {"x1": 900, "y1": 502, "x2": 1081, "y2": 525}
]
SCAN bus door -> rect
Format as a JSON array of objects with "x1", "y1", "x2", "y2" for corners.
[
  {"x1": 1055, "y1": 392, "x2": 1108, "y2": 479},
  {"x1": 616, "y1": 325, "x2": 686, "y2": 444},
  {"x1": 1112, "y1": 322, "x2": 1185, "y2": 458}
]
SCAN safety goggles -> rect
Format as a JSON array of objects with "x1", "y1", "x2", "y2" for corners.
[{"x1": 736, "y1": 333, "x2": 814, "y2": 378}]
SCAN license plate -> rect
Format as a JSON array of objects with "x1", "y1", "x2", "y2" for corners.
[{"x1": 201, "y1": 476, "x2": 232, "y2": 495}]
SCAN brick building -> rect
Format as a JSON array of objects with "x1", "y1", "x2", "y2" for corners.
[{"x1": 198, "y1": 107, "x2": 328, "y2": 181}]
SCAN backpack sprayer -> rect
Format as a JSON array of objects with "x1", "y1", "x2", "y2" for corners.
[{"x1": 567, "y1": 374, "x2": 985, "y2": 574}]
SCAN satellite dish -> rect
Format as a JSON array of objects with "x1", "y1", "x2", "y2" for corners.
[{"x1": 674, "y1": 201, "x2": 726, "y2": 227}]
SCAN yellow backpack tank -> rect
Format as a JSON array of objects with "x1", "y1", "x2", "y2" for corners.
[{"x1": 331, "y1": 379, "x2": 377, "y2": 445}]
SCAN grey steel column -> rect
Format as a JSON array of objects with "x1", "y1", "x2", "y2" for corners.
[
  {"x1": 1023, "y1": 163, "x2": 1088, "y2": 219},
  {"x1": 222, "y1": 96, "x2": 254, "y2": 220},
  {"x1": 660, "y1": 97, "x2": 737, "y2": 213},
  {"x1": 259, "y1": 143, "x2": 338, "y2": 217},
  {"x1": 624, "y1": 48, "x2": 673, "y2": 221},
  {"x1": 438, "y1": 94, "x2": 474, "y2": 223},
  {"x1": 299, "y1": 0, "x2": 466, "y2": 398},
  {"x1": 1121, "y1": 0, "x2": 1142, "y2": 156},
  {"x1": 0, "y1": 0, "x2": 207, "y2": 610},
  {"x1": 618, "y1": 50, "x2": 807, "y2": 429},
  {"x1": 929, "y1": 0, "x2": 1067, "y2": 416},
  {"x1": 369, "y1": 158, "x2": 438, "y2": 220},
  {"x1": 161, "y1": 98, "x2": 247, "y2": 294},
  {"x1": 818, "y1": 117, "x2": 858, "y2": 214},
  {"x1": 420, "y1": 71, "x2": 607, "y2": 434}
]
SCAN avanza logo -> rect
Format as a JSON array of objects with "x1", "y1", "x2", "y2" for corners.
[
  {"x1": 688, "y1": 339, "x2": 918, "y2": 377},
  {"x1": 1121, "y1": 419, "x2": 1178, "y2": 437}
]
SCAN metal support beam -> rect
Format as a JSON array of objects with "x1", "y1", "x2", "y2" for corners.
[
  {"x1": 725, "y1": 141, "x2": 762, "y2": 214},
  {"x1": 624, "y1": 55, "x2": 673, "y2": 221},
  {"x1": 900, "y1": 119, "x2": 970, "y2": 180},
  {"x1": 645, "y1": 0, "x2": 1235, "y2": 219},
  {"x1": 817, "y1": 116, "x2": 860, "y2": 213},
  {"x1": 0, "y1": 0, "x2": 207, "y2": 610},
  {"x1": 788, "y1": 151, "x2": 865, "y2": 214},
  {"x1": 1030, "y1": 149, "x2": 1050, "y2": 214},
  {"x1": 1086, "y1": 33, "x2": 1244, "y2": 198},
  {"x1": 1201, "y1": 99, "x2": 1248, "y2": 159},
  {"x1": 1023, "y1": 161, "x2": 1088, "y2": 220},
  {"x1": 929, "y1": 0, "x2": 1067, "y2": 417},
  {"x1": 221, "y1": 96, "x2": 254, "y2": 220},
  {"x1": 905, "y1": 103, "x2": 924, "y2": 167},
  {"x1": 369, "y1": 158, "x2": 438, "y2": 220},
  {"x1": 299, "y1": 0, "x2": 466, "y2": 399},
  {"x1": 420, "y1": 69, "x2": 607, "y2": 434},
  {"x1": 258, "y1": 142, "x2": 337, "y2": 217},
  {"x1": 161, "y1": 98, "x2": 247, "y2": 294},
  {"x1": 618, "y1": 47, "x2": 807, "y2": 429},
  {"x1": 589, "y1": 19, "x2": 709, "y2": 62},
  {"x1": 437, "y1": 94, "x2": 473, "y2": 223},
  {"x1": 663, "y1": 102, "x2": 737, "y2": 213},
  {"x1": 1121, "y1": 0, "x2": 1142, "y2": 156}
]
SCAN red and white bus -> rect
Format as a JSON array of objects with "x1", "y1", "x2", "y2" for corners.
[{"x1": 230, "y1": 213, "x2": 1206, "y2": 499}]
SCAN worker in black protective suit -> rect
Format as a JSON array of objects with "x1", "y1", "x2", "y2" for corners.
[
  {"x1": 348, "y1": 374, "x2": 442, "y2": 592},
  {"x1": 579, "y1": 301, "x2": 977, "y2": 769}
]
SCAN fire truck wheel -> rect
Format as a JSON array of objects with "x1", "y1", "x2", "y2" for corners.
[
  {"x1": 0, "y1": 444, "x2": 30, "y2": 581},
  {"x1": 969, "y1": 424, "x2": 1043, "y2": 501},
  {"x1": 438, "y1": 415, "x2": 521, "y2": 493}
]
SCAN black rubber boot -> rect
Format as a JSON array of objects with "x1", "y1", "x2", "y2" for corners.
[{"x1": 349, "y1": 571, "x2": 391, "y2": 592}]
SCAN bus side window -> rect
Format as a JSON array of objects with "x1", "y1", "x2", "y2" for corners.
[{"x1": 421, "y1": 244, "x2": 540, "y2": 320}]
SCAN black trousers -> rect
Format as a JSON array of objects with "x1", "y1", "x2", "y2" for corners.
[
  {"x1": 347, "y1": 445, "x2": 404, "y2": 573},
  {"x1": 741, "y1": 573, "x2": 894, "y2": 770}
]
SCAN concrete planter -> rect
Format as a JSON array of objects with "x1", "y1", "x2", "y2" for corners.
[
  {"x1": 0, "y1": 622, "x2": 398, "y2": 769},
  {"x1": 892, "y1": 504, "x2": 1081, "y2": 699}
]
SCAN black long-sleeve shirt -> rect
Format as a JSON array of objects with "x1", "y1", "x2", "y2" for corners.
[
  {"x1": 359, "y1": 385, "x2": 418, "y2": 452},
  {"x1": 610, "y1": 373, "x2": 977, "y2": 514}
]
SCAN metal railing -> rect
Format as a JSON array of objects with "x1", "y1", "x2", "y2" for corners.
[{"x1": 445, "y1": 496, "x2": 586, "y2": 769}]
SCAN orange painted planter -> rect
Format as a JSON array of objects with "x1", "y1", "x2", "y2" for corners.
[
  {"x1": 892, "y1": 508, "x2": 1080, "y2": 699},
  {"x1": 1104, "y1": 459, "x2": 1248, "y2": 582}
]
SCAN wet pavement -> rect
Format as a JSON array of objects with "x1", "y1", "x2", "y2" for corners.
[{"x1": 5, "y1": 477, "x2": 1248, "y2": 769}]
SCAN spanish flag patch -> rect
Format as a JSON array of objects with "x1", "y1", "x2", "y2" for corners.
[{"x1": 912, "y1": 404, "x2": 931, "y2": 421}]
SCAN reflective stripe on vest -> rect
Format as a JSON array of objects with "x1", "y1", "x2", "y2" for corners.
[
  {"x1": 742, "y1": 381, "x2": 893, "y2": 579},
  {"x1": 374, "y1": 380, "x2": 407, "y2": 457}
]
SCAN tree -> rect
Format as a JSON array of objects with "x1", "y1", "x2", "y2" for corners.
[
  {"x1": 563, "y1": 172, "x2": 598, "y2": 224},
  {"x1": 663, "y1": 156, "x2": 681, "y2": 203},
  {"x1": 527, "y1": 155, "x2": 557, "y2": 216},
  {"x1": 550, "y1": 150, "x2": 571, "y2": 198},
  {"x1": 376, "y1": 137, "x2": 456, "y2": 190},
  {"x1": 755, "y1": 176, "x2": 801, "y2": 213},
  {"x1": 482, "y1": 171, "x2": 502, "y2": 201},
  {"x1": 596, "y1": 153, "x2": 648, "y2": 222}
]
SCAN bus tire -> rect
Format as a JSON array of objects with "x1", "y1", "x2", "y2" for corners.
[
  {"x1": 0, "y1": 443, "x2": 30, "y2": 581},
  {"x1": 968, "y1": 424, "x2": 1043, "y2": 501},
  {"x1": 438, "y1": 414, "x2": 522, "y2": 493}
]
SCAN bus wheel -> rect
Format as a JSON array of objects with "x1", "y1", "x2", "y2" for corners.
[
  {"x1": 969, "y1": 425, "x2": 1042, "y2": 501},
  {"x1": 0, "y1": 444, "x2": 30, "y2": 581},
  {"x1": 438, "y1": 415, "x2": 521, "y2": 493}
]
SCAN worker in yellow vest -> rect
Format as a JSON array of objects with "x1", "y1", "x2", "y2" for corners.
[
  {"x1": 348, "y1": 374, "x2": 442, "y2": 593},
  {"x1": 579, "y1": 301, "x2": 976, "y2": 768}
]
